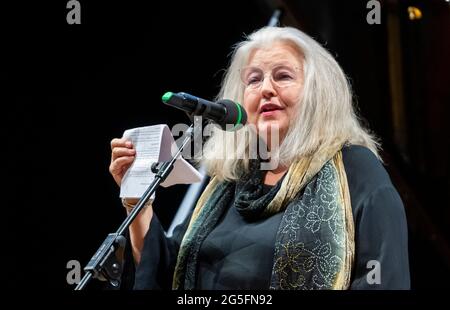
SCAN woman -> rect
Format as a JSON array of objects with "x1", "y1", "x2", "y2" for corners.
[{"x1": 109, "y1": 26, "x2": 410, "y2": 289}]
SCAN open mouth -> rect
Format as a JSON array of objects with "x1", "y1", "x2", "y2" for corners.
[{"x1": 260, "y1": 103, "x2": 283, "y2": 113}]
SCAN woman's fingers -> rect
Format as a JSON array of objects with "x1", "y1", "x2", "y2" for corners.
[
  {"x1": 112, "y1": 147, "x2": 136, "y2": 161},
  {"x1": 109, "y1": 156, "x2": 135, "y2": 186},
  {"x1": 110, "y1": 155, "x2": 135, "y2": 174},
  {"x1": 111, "y1": 138, "x2": 132, "y2": 150},
  {"x1": 110, "y1": 138, "x2": 136, "y2": 186}
]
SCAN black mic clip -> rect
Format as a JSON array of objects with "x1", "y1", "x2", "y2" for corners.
[{"x1": 83, "y1": 233, "x2": 126, "y2": 289}]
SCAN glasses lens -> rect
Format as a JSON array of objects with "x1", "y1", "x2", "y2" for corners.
[
  {"x1": 241, "y1": 67, "x2": 264, "y2": 89},
  {"x1": 241, "y1": 65, "x2": 299, "y2": 89},
  {"x1": 271, "y1": 65, "x2": 298, "y2": 87}
]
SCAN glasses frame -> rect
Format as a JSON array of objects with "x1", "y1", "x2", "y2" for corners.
[{"x1": 239, "y1": 63, "x2": 301, "y2": 90}]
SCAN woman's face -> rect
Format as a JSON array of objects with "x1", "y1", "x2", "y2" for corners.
[{"x1": 242, "y1": 42, "x2": 304, "y2": 144}]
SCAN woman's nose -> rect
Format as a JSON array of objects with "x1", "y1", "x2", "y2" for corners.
[{"x1": 260, "y1": 75, "x2": 277, "y2": 98}]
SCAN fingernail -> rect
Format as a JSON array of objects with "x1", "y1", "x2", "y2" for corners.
[{"x1": 126, "y1": 141, "x2": 132, "y2": 147}]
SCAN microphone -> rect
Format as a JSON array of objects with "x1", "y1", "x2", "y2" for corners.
[{"x1": 161, "y1": 91, "x2": 247, "y2": 131}]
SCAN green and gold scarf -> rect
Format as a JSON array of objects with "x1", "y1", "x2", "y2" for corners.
[{"x1": 173, "y1": 148, "x2": 354, "y2": 289}]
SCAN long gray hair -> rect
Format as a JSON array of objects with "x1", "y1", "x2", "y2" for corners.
[{"x1": 200, "y1": 26, "x2": 380, "y2": 181}]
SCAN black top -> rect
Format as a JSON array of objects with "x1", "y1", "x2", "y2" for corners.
[{"x1": 127, "y1": 145, "x2": 410, "y2": 290}]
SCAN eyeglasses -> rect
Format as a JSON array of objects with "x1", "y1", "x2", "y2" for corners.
[{"x1": 240, "y1": 64, "x2": 301, "y2": 90}]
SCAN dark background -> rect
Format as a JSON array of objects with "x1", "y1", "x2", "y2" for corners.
[{"x1": 1, "y1": 0, "x2": 449, "y2": 290}]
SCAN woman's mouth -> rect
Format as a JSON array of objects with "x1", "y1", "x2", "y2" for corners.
[{"x1": 260, "y1": 103, "x2": 284, "y2": 116}]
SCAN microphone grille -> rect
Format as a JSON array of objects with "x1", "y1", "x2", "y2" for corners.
[{"x1": 217, "y1": 99, "x2": 247, "y2": 131}]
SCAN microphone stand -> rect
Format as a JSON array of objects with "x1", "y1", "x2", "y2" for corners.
[{"x1": 75, "y1": 124, "x2": 196, "y2": 290}]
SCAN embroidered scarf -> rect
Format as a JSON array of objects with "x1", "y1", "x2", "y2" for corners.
[{"x1": 173, "y1": 149, "x2": 354, "y2": 289}]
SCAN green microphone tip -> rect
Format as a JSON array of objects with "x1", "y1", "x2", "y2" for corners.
[{"x1": 162, "y1": 92, "x2": 173, "y2": 103}]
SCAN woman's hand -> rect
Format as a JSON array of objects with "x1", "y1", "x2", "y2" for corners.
[
  {"x1": 110, "y1": 138, "x2": 151, "y2": 264},
  {"x1": 109, "y1": 138, "x2": 136, "y2": 187}
]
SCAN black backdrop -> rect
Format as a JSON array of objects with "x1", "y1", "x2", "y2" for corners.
[{"x1": 2, "y1": 0, "x2": 272, "y2": 290}]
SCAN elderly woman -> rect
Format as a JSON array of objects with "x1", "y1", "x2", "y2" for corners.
[{"x1": 109, "y1": 26, "x2": 410, "y2": 289}]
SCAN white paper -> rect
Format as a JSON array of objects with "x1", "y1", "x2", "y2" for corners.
[{"x1": 120, "y1": 124, "x2": 202, "y2": 199}]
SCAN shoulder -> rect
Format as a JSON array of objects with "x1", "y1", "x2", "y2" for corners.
[
  {"x1": 341, "y1": 146, "x2": 410, "y2": 289},
  {"x1": 342, "y1": 145, "x2": 392, "y2": 202},
  {"x1": 341, "y1": 145, "x2": 404, "y2": 218},
  {"x1": 341, "y1": 145, "x2": 388, "y2": 184}
]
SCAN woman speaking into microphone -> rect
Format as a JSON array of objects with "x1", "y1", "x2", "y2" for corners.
[{"x1": 109, "y1": 26, "x2": 410, "y2": 290}]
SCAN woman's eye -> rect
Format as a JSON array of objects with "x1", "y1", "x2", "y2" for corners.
[
  {"x1": 274, "y1": 71, "x2": 294, "y2": 80},
  {"x1": 247, "y1": 75, "x2": 262, "y2": 85}
]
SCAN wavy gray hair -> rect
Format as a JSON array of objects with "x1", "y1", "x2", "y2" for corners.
[{"x1": 200, "y1": 26, "x2": 380, "y2": 181}]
